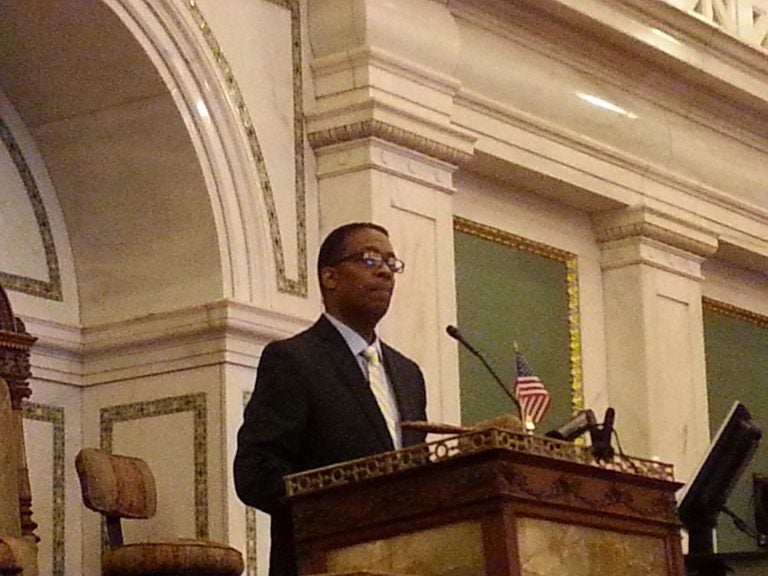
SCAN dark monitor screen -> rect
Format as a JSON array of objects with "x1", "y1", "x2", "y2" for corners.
[{"x1": 678, "y1": 401, "x2": 762, "y2": 555}]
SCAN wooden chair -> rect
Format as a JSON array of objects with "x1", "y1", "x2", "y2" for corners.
[{"x1": 75, "y1": 448, "x2": 244, "y2": 576}]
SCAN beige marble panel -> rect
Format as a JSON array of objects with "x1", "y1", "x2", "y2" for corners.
[
  {"x1": 33, "y1": 94, "x2": 221, "y2": 326},
  {"x1": 196, "y1": 0, "x2": 301, "y2": 279},
  {"x1": 452, "y1": 3, "x2": 768, "y2": 213},
  {"x1": 326, "y1": 521, "x2": 484, "y2": 576},
  {"x1": 517, "y1": 517, "x2": 668, "y2": 576},
  {"x1": 0, "y1": 90, "x2": 79, "y2": 322},
  {"x1": 0, "y1": 138, "x2": 47, "y2": 279},
  {"x1": 600, "y1": 235, "x2": 711, "y2": 470}
]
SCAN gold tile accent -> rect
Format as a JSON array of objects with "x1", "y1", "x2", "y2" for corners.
[
  {"x1": 186, "y1": 0, "x2": 308, "y2": 296},
  {"x1": 99, "y1": 393, "x2": 208, "y2": 539},
  {"x1": 22, "y1": 401, "x2": 65, "y2": 576},
  {"x1": 454, "y1": 217, "x2": 584, "y2": 414},
  {"x1": 243, "y1": 390, "x2": 258, "y2": 575},
  {"x1": 0, "y1": 117, "x2": 63, "y2": 301}
]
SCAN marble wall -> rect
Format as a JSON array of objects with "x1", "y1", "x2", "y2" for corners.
[{"x1": 1, "y1": 0, "x2": 768, "y2": 575}]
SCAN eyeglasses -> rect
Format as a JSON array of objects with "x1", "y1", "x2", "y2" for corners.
[{"x1": 332, "y1": 250, "x2": 405, "y2": 274}]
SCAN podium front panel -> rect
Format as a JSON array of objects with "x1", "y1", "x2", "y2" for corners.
[{"x1": 286, "y1": 429, "x2": 685, "y2": 576}]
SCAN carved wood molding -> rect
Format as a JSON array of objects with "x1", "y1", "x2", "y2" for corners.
[{"x1": 0, "y1": 283, "x2": 38, "y2": 543}]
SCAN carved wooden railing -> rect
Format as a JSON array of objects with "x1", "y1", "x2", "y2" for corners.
[
  {"x1": 667, "y1": 0, "x2": 768, "y2": 50},
  {"x1": 0, "y1": 285, "x2": 37, "y2": 543}
]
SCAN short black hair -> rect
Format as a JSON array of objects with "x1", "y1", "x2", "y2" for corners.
[{"x1": 317, "y1": 222, "x2": 389, "y2": 280}]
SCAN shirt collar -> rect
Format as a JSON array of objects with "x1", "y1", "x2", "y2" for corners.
[{"x1": 324, "y1": 312, "x2": 382, "y2": 359}]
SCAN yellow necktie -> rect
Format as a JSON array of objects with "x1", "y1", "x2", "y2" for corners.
[{"x1": 362, "y1": 346, "x2": 400, "y2": 448}]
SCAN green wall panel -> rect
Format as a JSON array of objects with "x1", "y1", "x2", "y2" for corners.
[
  {"x1": 454, "y1": 223, "x2": 576, "y2": 433},
  {"x1": 703, "y1": 303, "x2": 768, "y2": 555}
]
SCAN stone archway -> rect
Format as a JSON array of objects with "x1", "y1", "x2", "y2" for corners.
[{"x1": 0, "y1": 0, "x2": 274, "y2": 327}]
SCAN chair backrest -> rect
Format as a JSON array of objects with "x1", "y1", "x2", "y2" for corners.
[{"x1": 75, "y1": 448, "x2": 157, "y2": 520}]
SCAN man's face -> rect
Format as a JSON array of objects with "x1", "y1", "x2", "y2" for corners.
[{"x1": 321, "y1": 228, "x2": 397, "y2": 327}]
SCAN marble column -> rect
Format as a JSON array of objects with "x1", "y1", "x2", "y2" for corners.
[
  {"x1": 306, "y1": 0, "x2": 476, "y2": 424},
  {"x1": 594, "y1": 206, "x2": 719, "y2": 481}
]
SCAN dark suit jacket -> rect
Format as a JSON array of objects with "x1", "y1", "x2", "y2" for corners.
[{"x1": 234, "y1": 315, "x2": 427, "y2": 576}]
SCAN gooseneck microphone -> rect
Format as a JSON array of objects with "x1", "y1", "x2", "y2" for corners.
[{"x1": 446, "y1": 325, "x2": 522, "y2": 413}]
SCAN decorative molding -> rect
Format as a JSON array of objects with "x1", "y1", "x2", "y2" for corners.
[
  {"x1": 22, "y1": 401, "x2": 65, "y2": 576},
  {"x1": 703, "y1": 296, "x2": 768, "y2": 328},
  {"x1": 314, "y1": 138, "x2": 458, "y2": 197},
  {"x1": 665, "y1": 0, "x2": 768, "y2": 51},
  {"x1": 457, "y1": 85, "x2": 768, "y2": 232},
  {"x1": 0, "y1": 116, "x2": 62, "y2": 301},
  {"x1": 453, "y1": 217, "x2": 584, "y2": 414},
  {"x1": 308, "y1": 119, "x2": 474, "y2": 166},
  {"x1": 286, "y1": 427, "x2": 675, "y2": 498},
  {"x1": 184, "y1": 0, "x2": 308, "y2": 296},
  {"x1": 24, "y1": 300, "x2": 311, "y2": 386},
  {"x1": 453, "y1": 0, "x2": 768, "y2": 150},
  {"x1": 99, "y1": 393, "x2": 209, "y2": 539},
  {"x1": 593, "y1": 206, "x2": 719, "y2": 258}
]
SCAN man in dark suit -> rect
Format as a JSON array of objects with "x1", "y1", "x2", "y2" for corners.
[{"x1": 234, "y1": 222, "x2": 428, "y2": 576}]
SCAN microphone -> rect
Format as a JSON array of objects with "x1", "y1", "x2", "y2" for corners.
[
  {"x1": 545, "y1": 409, "x2": 596, "y2": 441},
  {"x1": 445, "y1": 325, "x2": 522, "y2": 414},
  {"x1": 590, "y1": 407, "x2": 616, "y2": 461}
]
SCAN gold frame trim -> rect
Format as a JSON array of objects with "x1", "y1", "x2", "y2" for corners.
[
  {"x1": 454, "y1": 216, "x2": 584, "y2": 413},
  {"x1": 185, "y1": 0, "x2": 308, "y2": 296},
  {"x1": 702, "y1": 297, "x2": 768, "y2": 328}
]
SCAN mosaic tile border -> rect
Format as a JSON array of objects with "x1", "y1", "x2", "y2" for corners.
[
  {"x1": 0, "y1": 116, "x2": 63, "y2": 301},
  {"x1": 99, "y1": 393, "x2": 209, "y2": 539},
  {"x1": 242, "y1": 390, "x2": 258, "y2": 576},
  {"x1": 454, "y1": 216, "x2": 585, "y2": 414},
  {"x1": 186, "y1": 0, "x2": 308, "y2": 297},
  {"x1": 22, "y1": 400, "x2": 65, "y2": 576}
]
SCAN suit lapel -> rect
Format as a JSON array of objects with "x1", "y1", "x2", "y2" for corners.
[{"x1": 312, "y1": 317, "x2": 394, "y2": 451}]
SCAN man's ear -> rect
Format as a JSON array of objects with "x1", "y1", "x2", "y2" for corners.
[{"x1": 320, "y1": 267, "x2": 337, "y2": 291}]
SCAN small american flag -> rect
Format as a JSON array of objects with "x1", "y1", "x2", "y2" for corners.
[{"x1": 513, "y1": 351, "x2": 551, "y2": 427}]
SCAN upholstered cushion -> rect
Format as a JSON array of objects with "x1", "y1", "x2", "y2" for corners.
[
  {"x1": 0, "y1": 538, "x2": 22, "y2": 575},
  {"x1": 0, "y1": 536, "x2": 38, "y2": 576},
  {"x1": 75, "y1": 449, "x2": 156, "y2": 519},
  {"x1": 102, "y1": 540, "x2": 244, "y2": 576}
]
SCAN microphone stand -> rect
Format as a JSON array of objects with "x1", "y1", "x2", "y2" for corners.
[{"x1": 446, "y1": 325, "x2": 523, "y2": 421}]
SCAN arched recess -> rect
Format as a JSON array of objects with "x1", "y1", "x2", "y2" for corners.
[
  {"x1": 0, "y1": 0, "x2": 275, "y2": 327},
  {"x1": 104, "y1": 0, "x2": 276, "y2": 307}
]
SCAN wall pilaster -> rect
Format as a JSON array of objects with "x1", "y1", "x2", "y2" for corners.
[
  {"x1": 594, "y1": 206, "x2": 718, "y2": 481},
  {"x1": 307, "y1": 0, "x2": 476, "y2": 424}
]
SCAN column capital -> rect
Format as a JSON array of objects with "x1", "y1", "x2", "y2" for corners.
[
  {"x1": 593, "y1": 205, "x2": 719, "y2": 258},
  {"x1": 307, "y1": 0, "x2": 476, "y2": 165}
]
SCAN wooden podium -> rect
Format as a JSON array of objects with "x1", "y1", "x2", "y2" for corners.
[{"x1": 285, "y1": 428, "x2": 686, "y2": 576}]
